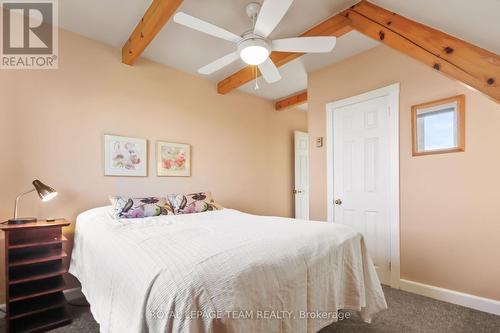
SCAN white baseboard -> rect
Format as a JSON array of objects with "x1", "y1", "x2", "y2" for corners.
[
  {"x1": 0, "y1": 287, "x2": 83, "y2": 319},
  {"x1": 400, "y1": 279, "x2": 500, "y2": 316}
]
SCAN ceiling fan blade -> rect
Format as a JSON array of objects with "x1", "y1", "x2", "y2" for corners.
[
  {"x1": 272, "y1": 37, "x2": 337, "y2": 53},
  {"x1": 173, "y1": 12, "x2": 242, "y2": 43},
  {"x1": 198, "y1": 52, "x2": 240, "y2": 75},
  {"x1": 258, "y1": 58, "x2": 281, "y2": 83},
  {"x1": 254, "y1": 0, "x2": 294, "y2": 38}
]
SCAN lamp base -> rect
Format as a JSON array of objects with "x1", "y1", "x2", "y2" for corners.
[{"x1": 8, "y1": 217, "x2": 37, "y2": 225}]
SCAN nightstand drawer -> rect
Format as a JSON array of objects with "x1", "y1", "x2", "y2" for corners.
[{"x1": 9, "y1": 227, "x2": 63, "y2": 248}]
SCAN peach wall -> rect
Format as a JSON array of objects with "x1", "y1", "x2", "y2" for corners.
[
  {"x1": 0, "y1": 29, "x2": 307, "y2": 302},
  {"x1": 308, "y1": 45, "x2": 500, "y2": 301},
  {"x1": 0, "y1": 79, "x2": 18, "y2": 217},
  {"x1": 0, "y1": 73, "x2": 20, "y2": 298}
]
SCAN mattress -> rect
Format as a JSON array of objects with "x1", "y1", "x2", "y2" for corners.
[{"x1": 69, "y1": 207, "x2": 387, "y2": 333}]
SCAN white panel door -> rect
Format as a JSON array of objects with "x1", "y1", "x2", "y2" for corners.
[
  {"x1": 333, "y1": 96, "x2": 391, "y2": 284},
  {"x1": 294, "y1": 131, "x2": 309, "y2": 220}
]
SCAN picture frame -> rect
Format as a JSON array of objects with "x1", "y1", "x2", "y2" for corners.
[
  {"x1": 103, "y1": 135, "x2": 148, "y2": 176},
  {"x1": 411, "y1": 95, "x2": 465, "y2": 156},
  {"x1": 156, "y1": 141, "x2": 191, "y2": 177}
]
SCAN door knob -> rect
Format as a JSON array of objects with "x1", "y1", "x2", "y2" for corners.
[{"x1": 334, "y1": 199, "x2": 342, "y2": 205}]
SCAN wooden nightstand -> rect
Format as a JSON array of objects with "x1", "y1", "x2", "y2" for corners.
[{"x1": 1, "y1": 220, "x2": 72, "y2": 333}]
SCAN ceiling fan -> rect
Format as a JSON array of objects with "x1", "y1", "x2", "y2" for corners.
[{"x1": 173, "y1": 0, "x2": 337, "y2": 84}]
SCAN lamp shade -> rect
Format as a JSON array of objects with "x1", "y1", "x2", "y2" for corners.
[{"x1": 32, "y1": 179, "x2": 58, "y2": 202}]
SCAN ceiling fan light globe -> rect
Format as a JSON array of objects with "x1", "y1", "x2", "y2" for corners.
[
  {"x1": 240, "y1": 45, "x2": 269, "y2": 65},
  {"x1": 238, "y1": 38, "x2": 270, "y2": 65}
]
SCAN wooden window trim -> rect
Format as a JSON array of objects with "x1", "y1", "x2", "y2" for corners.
[{"x1": 411, "y1": 94, "x2": 465, "y2": 156}]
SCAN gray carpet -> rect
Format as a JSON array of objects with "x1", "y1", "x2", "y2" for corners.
[
  {"x1": 319, "y1": 287, "x2": 500, "y2": 333},
  {"x1": 2, "y1": 287, "x2": 499, "y2": 332}
]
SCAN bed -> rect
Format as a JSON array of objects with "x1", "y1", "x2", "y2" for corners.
[{"x1": 69, "y1": 207, "x2": 387, "y2": 333}]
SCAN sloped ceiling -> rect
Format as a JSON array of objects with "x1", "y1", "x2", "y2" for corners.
[{"x1": 58, "y1": 0, "x2": 500, "y2": 104}]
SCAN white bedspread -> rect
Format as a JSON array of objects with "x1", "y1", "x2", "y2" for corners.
[{"x1": 69, "y1": 207, "x2": 386, "y2": 333}]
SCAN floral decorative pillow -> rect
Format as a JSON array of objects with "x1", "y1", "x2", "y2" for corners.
[
  {"x1": 110, "y1": 196, "x2": 174, "y2": 219},
  {"x1": 167, "y1": 192, "x2": 222, "y2": 215}
]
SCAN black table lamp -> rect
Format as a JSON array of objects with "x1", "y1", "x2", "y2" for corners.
[{"x1": 8, "y1": 179, "x2": 58, "y2": 224}]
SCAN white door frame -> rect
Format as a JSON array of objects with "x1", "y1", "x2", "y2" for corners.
[
  {"x1": 294, "y1": 131, "x2": 310, "y2": 219},
  {"x1": 325, "y1": 83, "x2": 400, "y2": 288}
]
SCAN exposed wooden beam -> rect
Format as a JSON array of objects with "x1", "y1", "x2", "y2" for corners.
[
  {"x1": 275, "y1": 91, "x2": 308, "y2": 111},
  {"x1": 122, "y1": 0, "x2": 183, "y2": 65},
  {"x1": 347, "y1": 1, "x2": 500, "y2": 102},
  {"x1": 217, "y1": 14, "x2": 352, "y2": 95}
]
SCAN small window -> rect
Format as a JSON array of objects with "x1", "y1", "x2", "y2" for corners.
[{"x1": 411, "y1": 95, "x2": 465, "y2": 156}]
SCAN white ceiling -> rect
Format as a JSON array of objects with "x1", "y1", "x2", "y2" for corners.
[{"x1": 58, "y1": 0, "x2": 500, "y2": 105}]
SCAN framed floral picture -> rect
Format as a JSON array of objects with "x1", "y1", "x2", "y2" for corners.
[
  {"x1": 156, "y1": 141, "x2": 191, "y2": 177},
  {"x1": 104, "y1": 135, "x2": 148, "y2": 176}
]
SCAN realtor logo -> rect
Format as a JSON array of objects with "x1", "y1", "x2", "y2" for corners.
[{"x1": 1, "y1": 0, "x2": 58, "y2": 69}]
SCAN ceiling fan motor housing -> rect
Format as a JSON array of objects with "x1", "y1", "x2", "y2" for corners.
[{"x1": 245, "y1": 2, "x2": 261, "y2": 20}]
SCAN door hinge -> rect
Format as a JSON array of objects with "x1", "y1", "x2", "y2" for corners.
[{"x1": 389, "y1": 261, "x2": 392, "y2": 271}]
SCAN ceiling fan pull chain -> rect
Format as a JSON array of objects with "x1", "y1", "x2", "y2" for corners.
[{"x1": 254, "y1": 66, "x2": 259, "y2": 90}]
